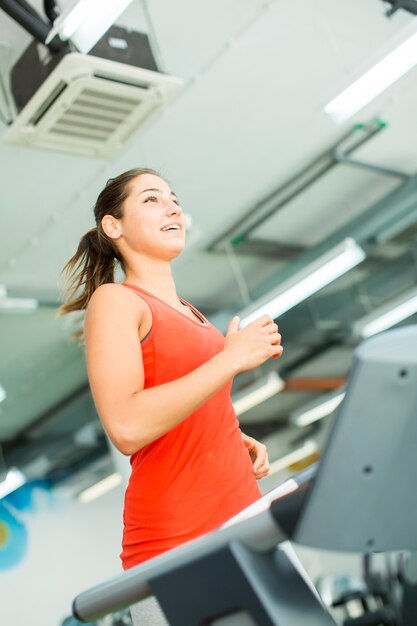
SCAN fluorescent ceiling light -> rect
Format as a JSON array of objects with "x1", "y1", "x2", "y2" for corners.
[
  {"x1": 294, "y1": 392, "x2": 345, "y2": 428},
  {"x1": 240, "y1": 238, "x2": 365, "y2": 327},
  {"x1": 0, "y1": 284, "x2": 38, "y2": 312},
  {"x1": 325, "y1": 20, "x2": 417, "y2": 124},
  {"x1": 232, "y1": 371, "x2": 284, "y2": 416},
  {"x1": 0, "y1": 385, "x2": 6, "y2": 404},
  {"x1": 0, "y1": 297, "x2": 38, "y2": 312},
  {"x1": 46, "y1": 0, "x2": 133, "y2": 53},
  {"x1": 268, "y1": 440, "x2": 318, "y2": 476},
  {"x1": 353, "y1": 286, "x2": 417, "y2": 338},
  {"x1": 0, "y1": 468, "x2": 26, "y2": 499},
  {"x1": 78, "y1": 472, "x2": 122, "y2": 503}
]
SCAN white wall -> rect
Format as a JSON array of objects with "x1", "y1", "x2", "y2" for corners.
[{"x1": 0, "y1": 484, "x2": 125, "y2": 626}]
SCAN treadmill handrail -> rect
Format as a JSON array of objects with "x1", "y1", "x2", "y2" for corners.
[{"x1": 72, "y1": 475, "x2": 307, "y2": 622}]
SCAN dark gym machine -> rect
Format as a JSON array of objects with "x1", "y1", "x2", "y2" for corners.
[{"x1": 73, "y1": 325, "x2": 417, "y2": 626}]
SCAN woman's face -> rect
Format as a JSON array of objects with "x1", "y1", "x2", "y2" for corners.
[{"x1": 114, "y1": 173, "x2": 186, "y2": 261}]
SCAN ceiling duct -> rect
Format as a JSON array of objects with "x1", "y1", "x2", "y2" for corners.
[
  {"x1": 4, "y1": 27, "x2": 183, "y2": 156},
  {"x1": 4, "y1": 53, "x2": 182, "y2": 157}
]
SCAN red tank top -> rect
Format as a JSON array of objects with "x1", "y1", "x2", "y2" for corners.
[{"x1": 120, "y1": 283, "x2": 261, "y2": 569}]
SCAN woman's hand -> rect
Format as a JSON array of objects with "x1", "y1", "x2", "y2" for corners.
[
  {"x1": 224, "y1": 315, "x2": 283, "y2": 374},
  {"x1": 241, "y1": 432, "x2": 270, "y2": 480}
]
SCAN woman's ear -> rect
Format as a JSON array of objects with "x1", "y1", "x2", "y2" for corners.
[{"x1": 101, "y1": 215, "x2": 122, "y2": 240}]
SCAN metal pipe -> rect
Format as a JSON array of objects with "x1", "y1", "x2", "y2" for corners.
[
  {"x1": 332, "y1": 147, "x2": 410, "y2": 181},
  {"x1": 208, "y1": 121, "x2": 386, "y2": 254},
  {"x1": 0, "y1": 0, "x2": 64, "y2": 52},
  {"x1": 14, "y1": 0, "x2": 41, "y2": 20},
  {"x1": 43, "y1": 0, "x2": 58, "y2": 25},
  {"x1": 384, "y1": 0, "x2": 417, "y2": 17}
]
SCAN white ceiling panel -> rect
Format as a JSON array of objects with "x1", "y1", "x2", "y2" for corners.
[
  {"x1": 105, "y1": 7, "x2": 344, "y2": 243},
  {"x1": 145, "y1": 0, "x2": 266, "y2": 78},
  {"x1": 0, "y1": 169, "x2": 108, "y2": 291},
  {"x1": 0, "y1": 145, "x2": 104, "y2": 271},
  {"x1": 280, "y1": 0, "x2": 411, "y2": 70},
  {"x1": 354, "y1": 78, "x2": 417, "y2": 172}
]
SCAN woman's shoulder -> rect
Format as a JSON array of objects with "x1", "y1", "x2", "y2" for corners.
[
  {"x1": 90, "y1": 282, "x2": 129, "y2": 297},
  {"x1": 87, "y1": 283, "x2": 147, "y2": 317}
]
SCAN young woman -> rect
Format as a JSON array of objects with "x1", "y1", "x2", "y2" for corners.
[{"x1": 60, "y1": 168, "x2": 283, "y2": 624}]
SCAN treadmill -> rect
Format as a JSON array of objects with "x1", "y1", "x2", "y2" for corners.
[{"x1": 73, "y1": 325, "x2": 417, "y2": 625}]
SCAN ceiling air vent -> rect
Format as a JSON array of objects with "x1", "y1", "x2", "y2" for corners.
[{"x1": 4, "y1": 53, "x2": 183, "y2": 157}]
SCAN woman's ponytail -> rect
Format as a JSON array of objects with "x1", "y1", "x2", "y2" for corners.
[
  {"x1": 58, "y1": 226, "x2": 120, "y2": 317},
  {"x1": 58, "y1": 167, "x2": 160, "y2": 325}
]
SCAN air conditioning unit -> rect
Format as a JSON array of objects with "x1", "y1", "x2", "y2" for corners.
[{"x1": 4, "y1": 43, "x2": 183, "y2": 157}]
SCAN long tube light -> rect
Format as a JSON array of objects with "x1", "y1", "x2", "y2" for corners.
[
  {"x1": 46, "y1": 0, "x2": 133, "y2": 53},
  {"x1": 78, "y1": 472, "x2": 122, "y2": 504},
  {"x1": 0, "y1": 468, "x2": 26, "y2": 499},
  {"x1": 232, "y1": 371, "x2": 284, "y2": 417},
  {"x1": 0, "y1": 283, "x2": 38, "y2": 312},
  {"x1": 353, "y1": 286, "x2": 417, "y2": 338},
  {"x1": 293, "y1": 392, "x2": 345, "y2": 428},
  {"x1": 0, "y1": 384, "x2": 6, "y2": 404},
  {"x1": 0, "y1": 297, "x2": 38, "y2": 312},
  {"x1": 325, "y1": 20, "x2": 417, "y2": 124},
  {"x1": 268, "y1": 440, "x2": 318, "y2": 476},
  {"x1": 240, "y1": 238, "x2": 365, "y2": 327}
]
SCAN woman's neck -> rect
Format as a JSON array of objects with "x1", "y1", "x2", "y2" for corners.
[{"x1": 123, "y1": 258, "x2": 180, "y2": 305}]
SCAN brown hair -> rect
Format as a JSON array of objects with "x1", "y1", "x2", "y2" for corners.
[{"x1": 58, "y1": 167, "x2": 161, "y2": 318}]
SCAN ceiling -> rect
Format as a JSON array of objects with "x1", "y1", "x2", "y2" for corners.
[{"x1": 1, "y1": 0, "x2": 417, "y2": 489}]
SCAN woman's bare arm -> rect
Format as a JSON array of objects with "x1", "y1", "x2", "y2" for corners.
[{"x1": 85, "y1": 283, "x2": 282, "y2": 455}]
